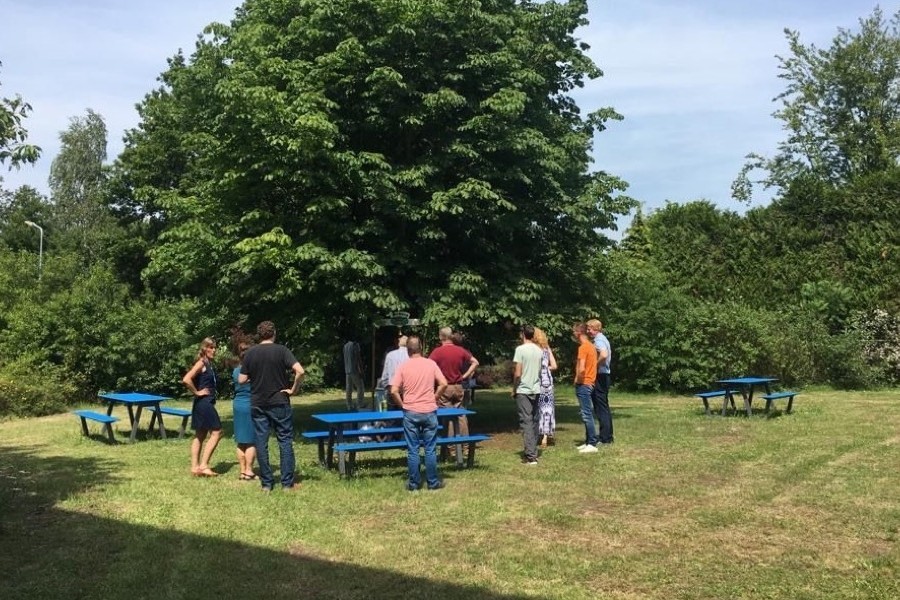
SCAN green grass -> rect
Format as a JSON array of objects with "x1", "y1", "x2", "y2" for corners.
[{"x1": 1, "y1": 388, "x2": 899, "y2": 599}]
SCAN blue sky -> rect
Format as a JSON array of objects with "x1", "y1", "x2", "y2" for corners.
[{"x1": 0, "y1": 0, "x2": 886, "y2": 234}]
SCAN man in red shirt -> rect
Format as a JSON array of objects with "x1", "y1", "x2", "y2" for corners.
[
  {"x1": 390, "y1": 335, "x2": 448, "y2": 491},
  {"x1": 428, "y1": 327, "x2": 479, "y2": 437}
]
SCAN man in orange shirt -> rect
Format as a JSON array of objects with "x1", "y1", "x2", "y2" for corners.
[{"x1": 572, "y1": 322, "x2": 599, "y2": 453}]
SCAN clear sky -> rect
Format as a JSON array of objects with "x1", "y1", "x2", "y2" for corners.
[{"x1": 0, "y1": 0, "x2": 887, "y2": 234}]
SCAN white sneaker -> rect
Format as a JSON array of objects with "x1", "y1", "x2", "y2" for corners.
[
  {"x1": 578, "y1": 445, "x2": 599, "y2": 454},
  {"x1": 576, "y1": 443, "x2": 589, "y2": 450}
]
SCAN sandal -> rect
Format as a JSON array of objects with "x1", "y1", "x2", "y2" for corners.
[{"x1": 239, "y1": 473, "x2": 258, "y2": 481}]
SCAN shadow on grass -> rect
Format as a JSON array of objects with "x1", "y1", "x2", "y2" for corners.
[{"x1": 0, "y1": 446, "x2": 540, "y2": 600}]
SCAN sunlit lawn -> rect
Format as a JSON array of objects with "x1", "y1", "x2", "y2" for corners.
[{"x1": 1, "y1": 387, "x2": 898, "y2": 599}]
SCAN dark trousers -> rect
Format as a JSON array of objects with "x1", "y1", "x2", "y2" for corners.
[
  {"x1": 591, "y1": 373, "x2": 614, "y2": 444},
  {"x1": 252, "y1": 404, "x2": 296, "y2": 489}
]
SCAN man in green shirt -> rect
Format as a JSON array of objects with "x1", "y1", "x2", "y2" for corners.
[{"x1": 512, "y1": 324, "x2": 543, "y2": 465}]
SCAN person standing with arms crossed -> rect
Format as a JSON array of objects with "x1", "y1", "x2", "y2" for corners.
[
  {"x1": 512, "y1": 325, "x2": 543, "y2": 465},
  {"x1": 390, "y1": 335, "x2": 448, "y2": 491},
  {"x1": 239, "y1": 321, "x2": 305, "y2": 492},
  {"x1": 587, "y1": 318, "x2": 614, "y2": 445}
]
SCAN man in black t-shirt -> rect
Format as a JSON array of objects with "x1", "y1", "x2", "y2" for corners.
[{"x1": 239, "y1": 321, "x2": 305, "y2": 491}]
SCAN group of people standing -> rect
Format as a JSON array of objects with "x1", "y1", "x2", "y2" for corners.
[
  {"x1": 181, "y1": 318, "x2": 611, "y2": 492},
  {"x1": 512, "y1": 319, "x2": 613, "y2": 464},
  {"x1": 183, "y1": 321, "x2": 305, "y2": 492},
  {"x1": 381, "y1": 327, "x2": 478, "y2": 490}
]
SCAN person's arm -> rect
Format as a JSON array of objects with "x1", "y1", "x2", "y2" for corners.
[
  {"x1": 182, "y1": 359, "x2": 209, "y2": 396},
  {"x1": 575, "y1": 348, "x2": 586, "y2": 384},
  {"x1": 595, "y1": 338, "x2": 609, "y2": 365},
  {"x1": 548, "y1": 349, "x2": 558, "y2": 372},
  {"x1": 434, "y1": 371, "x2": 448, "y2": 403},
  {"x1": 461, "y1": 354, "x2": 479, "y2": 380},
  {"x1": 354, "y1": 343, "x2": 364, "y2": 375},
  {"x1": 390, "y1": 384, "x2": 403, "y2": 409},
  {"x1": 511, "y1": 361, "x2": 522, "y2": 398},
  {"x1": 281, "y1": 362, "x2": 305, "y2": 396}
]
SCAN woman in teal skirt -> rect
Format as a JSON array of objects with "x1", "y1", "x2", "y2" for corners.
[{"x1": 232, "y1": 341, "x2": 257, "y2": 480}]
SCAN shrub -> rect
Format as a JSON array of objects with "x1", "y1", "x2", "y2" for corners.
[{"x1": 0, "y1": 358, "x2": 80, "y2": 417}]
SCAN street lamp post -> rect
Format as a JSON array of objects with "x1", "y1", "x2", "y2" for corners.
[{"x1": 24, "y1": 220, "x2": 43, "y2": 279}]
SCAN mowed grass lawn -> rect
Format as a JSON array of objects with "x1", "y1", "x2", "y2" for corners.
[{"x1": 1, "y1": 387, "x2": 898, "y2": 600}]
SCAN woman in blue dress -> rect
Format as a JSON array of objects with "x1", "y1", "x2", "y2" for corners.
[
  {"x1": 232, "y1": 341, "x2": 257, "y2": 480},
  {"x1": 182, "y1": 337, "x2": 222, "y2": 477}
]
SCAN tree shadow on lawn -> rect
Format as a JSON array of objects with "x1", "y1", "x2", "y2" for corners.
[{"x1": 0, "y1": 446, "x2": 541, "y2": 600}]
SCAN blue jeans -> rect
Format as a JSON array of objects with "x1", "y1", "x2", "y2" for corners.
[
  {"x1": 402, "y1": 410, "x2": 439, "y2": 490},
  {"x1": 592, "y1": 373, "x2": 614, "y2": 444},
  {"x1": 252, "y1": 404, "x2": 296, "y2": 489},
  {"x1": 576, "y1": 384, "x2": 598, "y2": 446}
]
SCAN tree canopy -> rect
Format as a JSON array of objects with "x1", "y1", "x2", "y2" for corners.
[{"x1": 114, "y1": 0, "x2": 632, "y2": 349}]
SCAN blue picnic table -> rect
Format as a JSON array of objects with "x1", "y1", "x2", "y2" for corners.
[
  {"x1": 716, "y1": 377, "x2": 777, "y2": 417},
  {"x1": 311, "y1": 407, "x2": 474, "y2": 472},
  {"x1": 99, "y1": 392, "x2": 173, "y2": 443}
]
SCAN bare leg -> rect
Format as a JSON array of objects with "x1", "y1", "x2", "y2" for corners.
[
  {"x1": 244, "y1": 444, "x2": 257, "y2": 474},
  {"x1": 191, "y1": 430, "x2": 208, "y2": 473},
  {"x1": 199, "y1": 429, "x2": 223, "y2": 472}
]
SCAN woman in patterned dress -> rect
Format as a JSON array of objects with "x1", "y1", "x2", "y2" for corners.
[{"x1": 533, "y1": 328, "x2": 558, "y2": 448}]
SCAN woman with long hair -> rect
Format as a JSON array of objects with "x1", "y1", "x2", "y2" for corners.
[
  {"x1": 232, "y1": 340, "x2": 257, "y2": 480},
  {"x1": 533, "y1": 328, "x2": 557, "y2": 448},
  {"x1": 182, "y1": 337, "x2": 223, "y2": 477}
]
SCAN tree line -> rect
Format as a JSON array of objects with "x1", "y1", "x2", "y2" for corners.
[{"x1": 1, "y1": 2, "x2": 897, "y2": 416}]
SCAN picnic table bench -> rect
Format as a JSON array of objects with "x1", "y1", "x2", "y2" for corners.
[
  {"x1": 302, "y1": 425, "x2": 443, "y2": 465},
  {"x1": 147, "y1": 405, "x2": 192, "y2": 439},
  {"x1": 74, "y1": 410, "x2": 119, "y2": 444},
  {"x1": 335, "y1": 434, "x2": 491, "y2": 477},
  {"x1": 762, "y1": 391, "x2": 799, "y2": 414},
  {"x1": 694, "y1": 390, "x2": 738, "y2": 416}
]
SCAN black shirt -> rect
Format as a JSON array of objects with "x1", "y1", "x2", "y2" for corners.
[{"x1": 240, "y1": 343, "x2": 299, "y2": 407}]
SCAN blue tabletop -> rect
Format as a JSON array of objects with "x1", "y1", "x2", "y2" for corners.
[
  {"x1": 312, "y1": 407, "x2": 473, "y2": 424},
  {"x1": 100, "y1": 392, "x2": 171, "y2": 404},
  {"x1": 716, "y1": 377, "x2": 777, "y2": 385}
]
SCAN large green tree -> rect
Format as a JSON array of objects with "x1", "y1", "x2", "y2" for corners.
[{"x1": 114, "y1": 0, "x2": 632, "y2": 350}]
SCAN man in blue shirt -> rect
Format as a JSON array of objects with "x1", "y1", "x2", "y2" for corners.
[{"x1": 587, "y1": 319, "x2": 614, "y2": 445}]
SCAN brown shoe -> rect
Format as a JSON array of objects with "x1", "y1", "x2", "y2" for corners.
[{"x1": 283, "y1": 483, "x2": 300, "y2": 492}]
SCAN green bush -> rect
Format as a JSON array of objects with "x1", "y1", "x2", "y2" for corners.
[{"x1": 0, "y1": 359, "x2": 80, "y2": 417}]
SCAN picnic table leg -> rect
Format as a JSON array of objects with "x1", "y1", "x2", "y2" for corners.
[
  {"x1": 742, "y1": 387, "x2": 752, "y2": 417},
  {"x1": 104, "y1": 422, "x2": 116, "y2": 444},
  {"x1": 148, "y1": 410, "x2": 157, "y2": 432},
  {"x1": 79, "y1": 416, "x2": 90, "y2": 437},
  {"x1": 316, "y1": 439, "x2": 326, "y2": 466},
  {"x1": 786, "y1": 395, "x2": 794, "y2": 413},
  {"x1": 721, "y1": 392, "x2": 731, "y2": 417},
  {"x1": 466, "y1": 442, "x2": 476, "y2": 468},
  {"x1": 701, "y1": 396, "x2": 710, "y2": 415},
  {"x1": 327, "y1": 428, "x2": 339, "y2": 469},
  {"x1": 129, "y1": 406, "x2": 143, "y2": 443},
  {"x1": 178, "y1": 415, "x2": 189, "y2": 438},
  {"x1": 155, "y1": 403, "x2": 168, "y2": 440}
]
